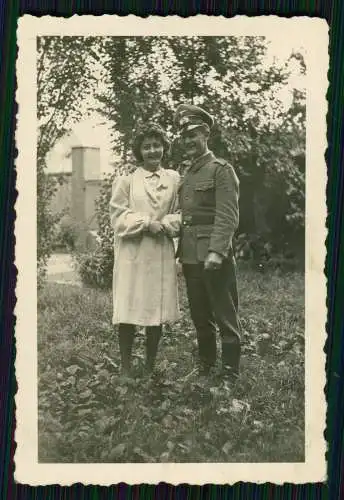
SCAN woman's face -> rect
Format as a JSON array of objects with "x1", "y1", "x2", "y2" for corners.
[{"x1": 140, "y1": 135, "x2": 164, "y2": 170}]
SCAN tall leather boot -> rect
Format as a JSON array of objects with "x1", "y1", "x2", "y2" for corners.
[
  {"x1": 145, "y1": 325, "x2": 162, "y2": 373},
  {"x1": 197, "y1": 329, "x2": 217, "y2": 375},
  {"x1": 221, "y1": 339, "x2": 241, "y2": 381},
  {"x1": 118, "y1": 323, "x2": 135, "y2": 374}
]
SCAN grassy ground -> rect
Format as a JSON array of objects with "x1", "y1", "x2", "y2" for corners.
[{"x1": 38, "y1": 263, "x2": 304, "y2": 463}]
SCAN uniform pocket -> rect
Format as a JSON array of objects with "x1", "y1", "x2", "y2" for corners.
[
  {"x1": 194, "y1": 180, "x2": 215, "y2": 207},
  {"x1": 195, "y1": 179, "x2": 215, "y2": 191}
]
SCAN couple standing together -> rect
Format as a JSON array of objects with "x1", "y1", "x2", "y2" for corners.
[{"x1": 110, "y1": 104, "x2": 241, "y2": 382}]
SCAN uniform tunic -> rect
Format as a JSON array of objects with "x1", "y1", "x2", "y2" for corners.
[
  {"x1": 110, "y1": 166, "x2": 181, "y2": 327},
  {"x1": 178, "y1": 151, "x2": 239, "y2": 264}
]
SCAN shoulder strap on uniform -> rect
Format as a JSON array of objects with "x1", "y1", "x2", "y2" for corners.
[
  {"x1": 214, "y1": 157, "x2": 228, "y2": 167},
  {"x1": 213, "y1": 157, "x2": 240, "y2": 186}
]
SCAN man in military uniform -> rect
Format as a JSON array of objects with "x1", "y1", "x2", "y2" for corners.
[{"x1": 174, "y1": 104, "x2": 241, "y2": 380}]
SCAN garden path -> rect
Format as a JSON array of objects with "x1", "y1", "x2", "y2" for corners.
[{"x1": 46, "y1": 253, "x2": 81, "y2": 286}]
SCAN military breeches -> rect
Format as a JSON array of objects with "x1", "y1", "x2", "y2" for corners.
[{"x1": 182, "y1": 257, "x2": 241, "y2": 369}]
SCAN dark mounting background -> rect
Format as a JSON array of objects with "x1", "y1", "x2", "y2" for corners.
[{"x1": 0, "y1": 1, "x2": 343, "y2": 499}]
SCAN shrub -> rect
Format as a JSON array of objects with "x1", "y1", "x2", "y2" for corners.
[
  {"x1": 234, "y1": 232, "x2": 303, "y2": 272},
  {"x1": 37, "y1": 164, "x2": 63, "y2": 287},
  {"x1": 75, "y1": 246, "x2": 114, "y2": 290},
  {"x1": 53, "y1": 217, "x2": 78, "y2": 252},
  {"x1": 76, "y1": 160, "x2": 136, "y2": 289}
]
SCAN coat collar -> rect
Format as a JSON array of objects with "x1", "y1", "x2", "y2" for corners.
[
  {"x1": 141, "y1": 166, "x2": 162, "y2": 178},
  {"x1": 138, "y1": 166, "x2": 168, "y2": 189}
]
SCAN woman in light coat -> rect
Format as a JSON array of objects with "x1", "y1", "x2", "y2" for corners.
[{"x1": 109, "y1": 124, "x2": 181, "y2": 375}]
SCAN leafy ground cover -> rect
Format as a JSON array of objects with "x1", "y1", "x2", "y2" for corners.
[{"x1": 38, "y1": 264, "x2": 304, "y2": 463}]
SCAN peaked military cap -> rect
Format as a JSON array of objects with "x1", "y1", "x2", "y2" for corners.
[{"x1": 174, "y1": 104, "x2": 214, "y2": 133}]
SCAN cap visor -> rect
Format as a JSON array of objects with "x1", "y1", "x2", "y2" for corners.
[{"x1": 181, "y1": 123, "x2": 209, "y2": 134}]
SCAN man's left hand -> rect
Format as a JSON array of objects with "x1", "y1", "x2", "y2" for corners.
[{"x1": 204, "y1": 252, "x2": 223, "y2": 270}]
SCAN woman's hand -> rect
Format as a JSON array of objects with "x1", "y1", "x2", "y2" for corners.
[{"x1": 148, "y1": 220, "x2": 164, "y2": 235}]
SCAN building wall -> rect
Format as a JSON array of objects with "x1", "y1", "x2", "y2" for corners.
[
  {"x1": 49, "y1": 176, "x2": 101, "y2": 229},
  {"x1": 48, "y1": 147, "x2": 101, "y2": 247},
  {"x1": 85, "y1": 180, "x2": 101, "y2": 230},
  {"x1": 83, "y1": 147, "x2": 101, "y2": 180}
]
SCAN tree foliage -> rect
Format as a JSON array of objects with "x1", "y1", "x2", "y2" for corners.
[
  {"x1": 37, "y1": 36, "x2": 100, "y2": 285},
  {"x1": 38, "y1": 36, "x2": 306, "y2": 288},
  {"x1": 91, "y1": 36, "x2": 305, "y2": 281}
]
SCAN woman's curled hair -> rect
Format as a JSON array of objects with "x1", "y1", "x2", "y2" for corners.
[{"x1": 131, "y1": 123, "x2": 170, "y2": 163}]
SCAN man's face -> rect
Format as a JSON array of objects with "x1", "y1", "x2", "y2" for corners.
[{"x1": 181, "y1": 127, "x2": 209, "y2": 159}]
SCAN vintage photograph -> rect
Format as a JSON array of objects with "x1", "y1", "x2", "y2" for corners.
[{"x1": 15, "y1": 16, "x2": 327, "y2": 485}]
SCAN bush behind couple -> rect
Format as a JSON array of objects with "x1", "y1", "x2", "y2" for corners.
[{"x1": 110, "y1": 104, "x2": 241, "y2": 384}]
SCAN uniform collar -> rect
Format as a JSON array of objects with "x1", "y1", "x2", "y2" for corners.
[{"x1": 189, "y1": 151, "x2": 215, "y2": 173}]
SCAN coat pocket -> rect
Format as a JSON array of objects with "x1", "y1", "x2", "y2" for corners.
[
  {"x1": 196, "y1": 225, "x2": 213, "y2": 262},
  {"x1": 194, "y1": 179, "x2": 215, "y2": 207}
]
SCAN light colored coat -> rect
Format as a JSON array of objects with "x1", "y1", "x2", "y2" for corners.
[{"x1": 110, "y1": 166, "x2": 181, "y2": 326}]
